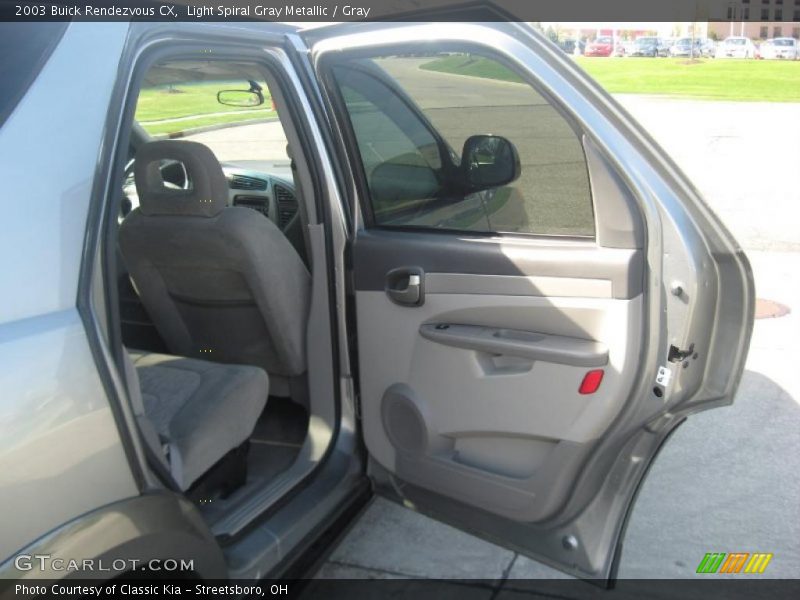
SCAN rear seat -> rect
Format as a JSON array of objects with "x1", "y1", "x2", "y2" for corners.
[{"x1": 125, "y1": 349, "x2": 268, "y2": 491}]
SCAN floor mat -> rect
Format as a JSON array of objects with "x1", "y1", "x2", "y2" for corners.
[{"x1": 251, "y1": 396, "x2": 309, "y2": 446}]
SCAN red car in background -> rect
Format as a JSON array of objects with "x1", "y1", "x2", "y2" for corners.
[{"x1": 584, "y1": 36, "x2": 614, "y2": 56}]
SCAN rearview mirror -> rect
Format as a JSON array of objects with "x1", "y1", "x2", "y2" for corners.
[
  {"x1": 216, "y1": 89, "x2": 264, "y2": 107},
  {"x1": 461, "y1": 135, "x2": 520, "y2": 191}
]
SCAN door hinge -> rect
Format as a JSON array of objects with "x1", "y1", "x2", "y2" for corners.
[{"x1": 668, "y1": 343, "x2": 695, "y2": 363}]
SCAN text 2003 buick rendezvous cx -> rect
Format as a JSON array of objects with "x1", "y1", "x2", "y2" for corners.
[{"x1": 0, "y1": 20, "x2": 753, "y2": 584}]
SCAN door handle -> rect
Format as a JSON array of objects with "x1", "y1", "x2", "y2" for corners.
[{"x1": 385, "y1": 267, "x2": 425, "y2": 306}]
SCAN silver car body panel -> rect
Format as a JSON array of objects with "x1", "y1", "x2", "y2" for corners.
[
  {"x1": 0, "y1": 22, "x2": 139, "y2": 563},
  {"x1": 0, "y1": 493, "x2": 226, "y2": 580}
]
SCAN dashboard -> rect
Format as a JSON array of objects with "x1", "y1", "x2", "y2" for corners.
[
  {"x1": 223, "y1": 166, "x2": 299, "y2": 232},
  {"x1": 121, "y1": 160, "x2": 305, "y2": 261},
  {"x1": 122, "y1": 161, "x2": 298, "y2": 229}
]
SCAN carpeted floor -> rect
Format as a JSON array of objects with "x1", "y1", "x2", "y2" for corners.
[{"x1": 197, "y1": 396, "x2": 309, "y2": 523}]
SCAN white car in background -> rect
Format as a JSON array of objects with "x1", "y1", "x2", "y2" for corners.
[
  {"x1": 760, "y1": 37, "x2": 799, "y2": 60},
  {"x1": 615, "y1": 40, "x2": 636, "y2": 56},
  {"x1": 716, "y1": 36, "x2": 756, "y2": 58}
]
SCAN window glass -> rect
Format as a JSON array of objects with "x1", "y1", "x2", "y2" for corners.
[
  {"x1": 126, "y1": 61, "x2": 294, "y2": 218},
  {"x1": 134, "y1": 61, "x2": 288, "y2": 165},
  {"x1": 331, "y1": 53, "x2": 594, "y2": 236},
  {"x1": 334, "y1": 65, "x2": 446, "y2": 223}
]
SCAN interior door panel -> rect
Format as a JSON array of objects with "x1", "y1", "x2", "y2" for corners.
[
  {"x1": 354, "y1": 230, "x2": 644, "y2": 299},
  {"x1": 304, "y1": 21, "x2": 753, "y2": 580},
  {"x1": 417, "y1": 322, "x2": 609, "y2": 367},
  {"x1": 355, "y1": 236, "x2": 643, "y2": 521}
]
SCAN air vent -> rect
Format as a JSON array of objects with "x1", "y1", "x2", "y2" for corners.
[
  {"x1": 229, "y1": 174, "x2": 267, "y2": 191},
  {"x1": 274, "y1": 183, "x2": 298, "y2": 228}
]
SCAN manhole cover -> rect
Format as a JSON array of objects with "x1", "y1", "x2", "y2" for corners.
[{"x1": 755, "y1": 298, "x2": 790, "y2": 319}]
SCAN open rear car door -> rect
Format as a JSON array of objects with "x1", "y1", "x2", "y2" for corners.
[{"x1": 296, "y1": 22, "x2": 754, "y2": 580}]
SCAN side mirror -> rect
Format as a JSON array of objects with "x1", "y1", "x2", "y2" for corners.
[
  {"x1": 217, "y1": 89, "x2": 264, "y2": 107},
  {"x1": 218, "y1": 79, "x2": 265, "y2": 107},
  {"x1": 461, "y1": 135, "x2": 521, "y2": 191}
]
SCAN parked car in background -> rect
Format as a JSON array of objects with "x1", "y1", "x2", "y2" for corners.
[
  {"x1": 617, "y1": 39, "x2": 636, "y2": 56},
  {"x1": 716, "y1": 36, "x2": 756, "y2": 58},
  {"x1": 760, "y1": 37, "x2": 799, "y2": 60},
  {"x1": 670, "y1": 37, "x2": 715, "y2": 58},
  {"x1": 670, "y1": 37, "x2": 694, "y2": 57},
  {"x1": 630, "y1": 36, "x2": 664, "y2": 57},
  {"x1": 584, "y1": 36, "x2": 614, "y2": 57},
  {"x1": 661, "y1": 37, "x2": 676, "y2": 54},
  {"x1": 699, "y1": 38, "x2": 717, "y2": 57},
  {"x1": 558, "y1": 38, "x2": 577, "y2": 54}
]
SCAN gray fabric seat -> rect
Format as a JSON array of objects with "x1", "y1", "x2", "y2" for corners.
[
  {"x1": 119, "y1": 140, "x2": 310, "y2": 385},
  {"x1": 128, "y1": 350, "x2": 269, "y2": 491}
]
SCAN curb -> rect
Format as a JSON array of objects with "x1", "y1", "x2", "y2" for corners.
[{"x1": 151, "y1": 117, "x2": 279, "y2": 139}]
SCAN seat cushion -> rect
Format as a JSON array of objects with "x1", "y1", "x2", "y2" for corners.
[{"x1": 130, "y1": 350, "x2": 268, "y2": 490}]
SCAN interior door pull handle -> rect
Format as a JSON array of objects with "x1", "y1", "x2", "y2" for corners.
[{"x1": 385, "y1": 267, "x2": 425, "y2": 306}]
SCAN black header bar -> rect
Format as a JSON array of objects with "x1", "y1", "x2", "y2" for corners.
[{"x1": 1, "y1": 0, "x2": 792, "y2": 23}]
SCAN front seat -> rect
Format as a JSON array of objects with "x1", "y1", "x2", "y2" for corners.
[
  {"x1": 125, "y1": 349, "x2": 268, "y2": 492},
  {"x1": 119, "y1": 141, "x2": 311, "y2": 391}
]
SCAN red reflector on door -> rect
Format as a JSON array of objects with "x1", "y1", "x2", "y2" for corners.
[{"x1": 579, "y1": 369, "x2": 604, "y2": 395}]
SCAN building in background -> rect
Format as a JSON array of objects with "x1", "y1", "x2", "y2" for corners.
[
  {"x1": 543, "y1": 22, "x2": 679, "y2": 42},
  {"x1": 545, "y1": 11, "x2": 800, "y2": 45},
  {"x1": 708, "y1": 1, "x2": 800, "y2": 40}
]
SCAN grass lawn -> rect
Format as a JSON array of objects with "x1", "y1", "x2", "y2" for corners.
[
  {"x1": 421, "y1": 55, "x2": 800, "y2": 102},
  {"x1": 136, "y1": 81, "x2": 276, "y2": 135}
]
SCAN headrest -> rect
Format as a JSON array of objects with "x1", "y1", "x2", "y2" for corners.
[{"x1": 134, "y1": 141, "x2": 228, "y2": 217}]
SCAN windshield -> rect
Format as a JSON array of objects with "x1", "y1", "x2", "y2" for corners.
[
  {"x1": 774, "y1": 39, "x2": 794, "y2": 46},
  {"x1": 134, "y1": 61, "x2": 289, "y2": 165},
  {"x1": 636, "y1": 38, "x2": 657, "y2": 45},
  {"x1": 726, "y1": 38, "x2": 746, "y2": 46},
  {"x1": 594, "y1": 37, "x2": 612, "y2": 44}
]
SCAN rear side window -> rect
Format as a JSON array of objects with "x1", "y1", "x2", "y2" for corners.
[
  {"x1": 330, "y1": 53, "x2": 594, "y2": 237},
  {"x1": 0, "y1": 23, "x2": 67, "y2": 128}
]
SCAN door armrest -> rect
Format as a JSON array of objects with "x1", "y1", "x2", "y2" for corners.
[{"x1": 419, "y1": 323, "x2": 608, "y2": 367}]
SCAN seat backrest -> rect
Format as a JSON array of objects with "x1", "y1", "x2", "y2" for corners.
[{"x1": 119, "y1": 140, "x2": 310, "y2": 377}]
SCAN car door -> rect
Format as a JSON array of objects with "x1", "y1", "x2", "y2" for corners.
[{"x1": 297, "y1": 22, "x2": 754, "y2": 581}]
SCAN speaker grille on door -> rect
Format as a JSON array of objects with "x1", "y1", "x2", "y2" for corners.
[{"x1": 381, "y1": 384, "x2": 427, "y2": 455}]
